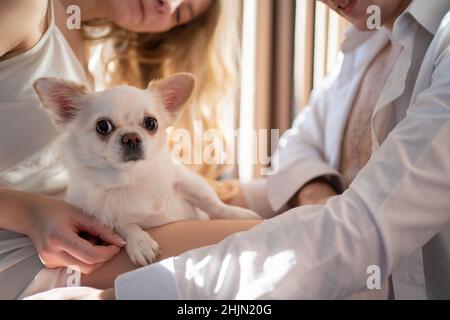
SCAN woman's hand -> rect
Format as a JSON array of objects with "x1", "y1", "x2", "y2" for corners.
[{"x1": 25, "y1": 193, "x2": 126, "y2": 274}]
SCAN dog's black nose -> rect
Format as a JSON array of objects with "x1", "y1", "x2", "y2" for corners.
[
  {"x1": 121, "y1": 132, "x2": 142, "y2": 148},
  {"x1": 121, "y1": 132, "x2": 144, "y2": 162}
]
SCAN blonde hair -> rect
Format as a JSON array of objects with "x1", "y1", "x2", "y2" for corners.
[{"x1": 82, "y1": 0, "x2": 241, "y2": 201}]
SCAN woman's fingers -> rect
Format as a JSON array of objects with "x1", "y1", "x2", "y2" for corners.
[
  {"x1": 73, "y1": 212, "x2": 126, "y2": 247},
  {"x1": 59, "y1": 231, "x2": 121, "y2": 265}
]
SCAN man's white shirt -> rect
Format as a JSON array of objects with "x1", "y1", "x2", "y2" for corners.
[{"x1": 116, "y1": 0, "x2": 450, "y2": 299}]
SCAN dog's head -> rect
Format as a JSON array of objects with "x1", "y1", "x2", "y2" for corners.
[{"x1": 33, "y1": 73, "x2": 195, "y2": 169}]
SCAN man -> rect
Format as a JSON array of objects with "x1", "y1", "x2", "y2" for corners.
[{"x1": 69, "y1": 0, "x2": 450, "y2": 299}]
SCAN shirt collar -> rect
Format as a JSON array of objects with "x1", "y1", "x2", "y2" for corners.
[
  {"x1": 341, "y1": 27, "x2": 384, "y2": 53},
  {"x1": 341, "y1": 0, "x2": 450, "y2": 51},
  {"x1": 396, "y1": 0, "x2": 450, "y2": 36}
]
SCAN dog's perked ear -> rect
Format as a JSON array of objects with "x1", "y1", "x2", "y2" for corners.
[
  {"x1": 149, "y1": 73, "x2": 196, "y2": 122},
  {"x1": 33, "y1": 78, "x2": 88, "y2": 129}
]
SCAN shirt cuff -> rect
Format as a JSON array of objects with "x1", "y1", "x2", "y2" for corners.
[
  {"x1": 241, "y1": 179, "x2": 285, "y2": 219},
  {"x1": 266, "y1": 160, "x2": 344, "y2": 211},
  {"x1": 115, "y1": 258, "x2": 179, "y2": 300}
]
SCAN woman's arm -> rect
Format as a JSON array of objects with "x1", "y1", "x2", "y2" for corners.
[
  {"x1": 0, "y1": 187, "x2": 35, "y2": 236},
  {"x1": 81, "y1": 219, "x2": 261, "y2": 289}
]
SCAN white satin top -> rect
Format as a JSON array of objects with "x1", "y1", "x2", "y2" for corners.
[{"x1": 0, "y1": 0, "x2": 88, "y2": 299}]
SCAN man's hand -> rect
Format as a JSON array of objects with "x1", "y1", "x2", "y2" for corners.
[{"x1": 291, "y1": 178, "x2": 338, "y2": 207}]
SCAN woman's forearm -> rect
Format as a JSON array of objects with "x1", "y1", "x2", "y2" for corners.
[
  {"x1": 81, "y1": 219, "x2": 262, "y2": 289},
  {"x1": 0, "y1": 187, "x2": 35, "y2": 237}
]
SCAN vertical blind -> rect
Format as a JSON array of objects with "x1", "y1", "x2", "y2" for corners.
[{"x1": 239, "y1": 0, "x2": 348, "y2": 179}]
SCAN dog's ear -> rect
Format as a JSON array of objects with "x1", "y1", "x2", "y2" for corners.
[
  {"x1": 33, "y1": 78, "x2": 88, "y2": 128},
  {"x1": 149, "y1": 73, "x2": 196, "y2": 122}
]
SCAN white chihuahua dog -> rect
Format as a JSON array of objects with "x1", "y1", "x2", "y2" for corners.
[{"x1": 33, "y1": 73, "x2": 259, "y2": 266}]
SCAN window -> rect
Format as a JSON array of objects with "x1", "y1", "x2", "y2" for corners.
[
  {"x1": 295, "y1": 0, "x2": 349, "y2": 113},
  {"x1": 238, "y1": 0, "x2": 348, "y2": 180}
]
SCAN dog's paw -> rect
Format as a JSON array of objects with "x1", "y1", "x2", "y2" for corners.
[
  {"x1": 125, "y1": 232, "x2": 160, "y2": 267},
  {"x1": 232, "y1": 207, "x2": 260, "y2": 219}
]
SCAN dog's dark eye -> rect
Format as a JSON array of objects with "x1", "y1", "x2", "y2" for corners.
[
  {"x1": 96, "y1": 119, "x2": 113, "y2": 136},
  {"x1": 144, "y1": 117, "x2": 158, "y2": 132}
]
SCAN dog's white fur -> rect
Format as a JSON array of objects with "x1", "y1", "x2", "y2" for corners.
[{"x1": 33, "y1": 73, "x2": 259, "y2": 266}]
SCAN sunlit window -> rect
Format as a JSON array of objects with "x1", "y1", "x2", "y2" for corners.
[{"x1": 238, "y1": 0, "x2": 348, "y2": 180}]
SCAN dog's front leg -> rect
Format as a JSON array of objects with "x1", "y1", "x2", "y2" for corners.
[
  {"x1": 174, "y1": 169, "x2": 260, "y2": 220},
  {"x1": 115, "y1": 224, "x2": 160, "y2": 266}
]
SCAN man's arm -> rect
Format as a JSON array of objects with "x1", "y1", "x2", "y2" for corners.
[
  {"x1": 228, "y1": 65, "x2": 345, "y2": 217},
  {"x1": 113, "y1": 20, "x2": 450, "y2": 299},
  {"x1": 266, "y1": 62, "x2": 345, "y2": 212},
  {"x1": 289, "y1": 177, "x2": 339, "y2": 207}
]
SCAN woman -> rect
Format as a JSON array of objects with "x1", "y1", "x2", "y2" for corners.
[{"x1": 0, "y1": 0, "x2": 259, "y2": 299}]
